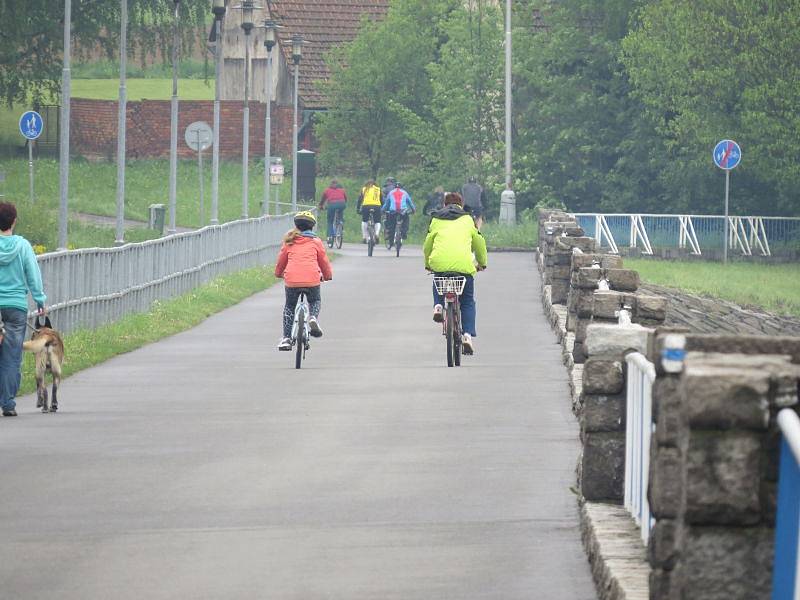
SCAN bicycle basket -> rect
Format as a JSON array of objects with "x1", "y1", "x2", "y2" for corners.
[{"x1": 433, "y1": 276, "x2": 466, "y2": 296}]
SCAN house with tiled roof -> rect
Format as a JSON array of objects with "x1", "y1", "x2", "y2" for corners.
[{"x1": 221, "y1": 1, "x2": 390, "y2": 110}]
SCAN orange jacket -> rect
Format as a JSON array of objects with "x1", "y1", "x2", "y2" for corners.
[{"x1": 274, "y1": 233, "x2": 333, "y2": 288}]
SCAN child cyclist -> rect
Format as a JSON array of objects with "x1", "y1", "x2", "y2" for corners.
[{"x1": 274, "y1": 211, "x2": 333, "y2": 351}]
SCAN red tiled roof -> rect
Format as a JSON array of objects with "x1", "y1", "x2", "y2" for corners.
[{"x1": 267, "y1": 1, "x2": 390, "y2": 109}]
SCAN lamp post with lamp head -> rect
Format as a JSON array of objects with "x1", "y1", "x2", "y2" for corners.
[
  {"x1": 290, "y1": 34, "x2": 303, "y2": 212},
  {"x1": 167, "y1": 0, "x2": 181, "y2": 235},
  {"x1": 210, "y1": 0, "x2": 226, "y2": 225},
  {"x1": 234, "y1": 0, "x2": 258, "y2": 219},
  {"x1": 262, "y1": 19, "x2": 280, "y2": 215}
]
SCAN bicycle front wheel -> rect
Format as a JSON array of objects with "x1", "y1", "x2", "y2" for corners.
[
  {"x1": 453, "y1": 303, "x2": 462, "y2": 367},
  {"x1": 446, "y1": 303, "x2": 455, "y2": 367},
  {"x1": 295, "y1": 311, "x2": 305, "y2": 369}
]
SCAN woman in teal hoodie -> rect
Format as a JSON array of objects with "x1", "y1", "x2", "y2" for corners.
[{"x1": 0, "y1": 202, "x2": 46, "y2": 417}]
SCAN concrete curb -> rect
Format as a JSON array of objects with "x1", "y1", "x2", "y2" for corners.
[{"x1": 541, "y1": 282, "x2": 650, "y2": 600}]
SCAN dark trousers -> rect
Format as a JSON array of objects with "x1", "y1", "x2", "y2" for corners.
[
  {"x1": 326, "y1": 205, "x2": 345, "y2": 239},
  {"x1": 385, "y1": 212, "x2": 409, "y2": 242},
  {"x1": 432, "y1": 274, "x2": 476, "y2": 337},
  {"x1": 283, "y1": 286, "x2": 321, "y2": 338},
  {"x1": 0, "y1": 308, "x2": 27, "y2": 411}
]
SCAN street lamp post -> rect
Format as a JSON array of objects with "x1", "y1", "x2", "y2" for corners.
[
  {"x1": 115, "y1": 0, "x2": 128, "y2": 245},
  {"x1": 58, "y1": 0, "x2": 72, "y2": 250},
  {"x1": 262, "y1": 19, "x2": 279, "y2": 216},
  {"x1": 167, "y1": 0, "x2": 180, "y2": 235},
  {"x1": 290, "y1": 34, "x2": 303, "y2": 212},
  {"x1": 210, "y1": 0, "x2": 226, "y2": 226},
  {"x1": 504, "y1": 0, "x2": 513, "y2": 191},
  {"x1": 238, "y1": 0, "x2": 256, "y2": 220}
]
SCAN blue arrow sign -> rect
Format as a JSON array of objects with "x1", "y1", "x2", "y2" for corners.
[
  {"x1": 19, "y1": 111, "x2": 43, "y2": 140},
  {"x1": 713, "y1": 139, "x2": 741, "y2": 170}
]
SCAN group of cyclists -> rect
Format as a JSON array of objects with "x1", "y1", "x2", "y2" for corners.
[{"x1": 275, "y1": 177, "x2": 487, "y2": 356}]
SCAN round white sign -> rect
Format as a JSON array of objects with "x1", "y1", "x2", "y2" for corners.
[{"x1": 184, "y1": 121, "x2": 213, "y2": 151}]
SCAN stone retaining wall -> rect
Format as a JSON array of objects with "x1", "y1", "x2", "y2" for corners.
[{"x1": 536, "y1": 208, "x2": 800, "y2": 600}]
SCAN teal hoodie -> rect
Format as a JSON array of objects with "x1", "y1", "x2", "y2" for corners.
[{"x1": 0, "y1": 235, "x2": 45, "y2": 312}]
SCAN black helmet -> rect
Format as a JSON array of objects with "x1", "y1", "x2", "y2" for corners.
[
  {"x1": 394, "y1": 181, "x2": 402, "y2": 188},
  {"x1": 385, "y1": 176, "x2": 395, "y2": 184}
]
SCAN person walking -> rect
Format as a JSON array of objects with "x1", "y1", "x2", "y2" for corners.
[
  {"x1": 423, "y1": 186, "x2": 445, "y2": 216},
  {"x1": 318, "y1": 179, "x2": 348, "y2": 246},
  {"x1": 356, "y1": 179, "x2": 383, "y2": 243},
  {"x1": 423, "y1": 192, "x2": 487, "y2": 354},
  {"x1": 0, "y1": 202, "x2": 46, "y2": 417},
  {"x1": 461, "y1": 176, "x2": 486, "y2": 228}
]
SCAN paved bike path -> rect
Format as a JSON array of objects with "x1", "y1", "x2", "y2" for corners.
[{"x1": 0, "y1": 243, "x2": 596, "y2": 600}]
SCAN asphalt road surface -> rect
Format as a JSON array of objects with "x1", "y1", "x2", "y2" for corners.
[{"x1": 0, "y1": 243, "x2": 596, "y2": 600}]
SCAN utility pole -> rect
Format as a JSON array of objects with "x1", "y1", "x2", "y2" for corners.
[
  {"x1": 115, "y1": 0, "x2": 128, "y2": 245},
  {"x1": 504, "y1": 0, "x2": 512, "y2": 191},
  {"x1": 262, "y1": 20, "x2": 279, "y2": 216},
  {"x1": 168, "y1": 0, "x2": 180, "y2": 235},
  {"x1": 58, "y1": 0, "x2": 72, "y2": 250},
  {"x1": 210, "y1": 0, "x2": 226, "y2": 225}
]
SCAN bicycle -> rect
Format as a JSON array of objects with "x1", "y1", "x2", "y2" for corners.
[
  {"x1": 366, "y1": 209, "x2": 379, "y2": 257},
  {"x1": 290, "y1": 291, "x2": 311, "y2": 369},
  {"x1": 393, "y1": 210, "x2": 411, "y2": 257},
  {"x1": 329, "y1": 208, "x2": 344, "y2": 249},
  {"x1": 433, "y1": 273, "x2": 467, "y2": 367}
]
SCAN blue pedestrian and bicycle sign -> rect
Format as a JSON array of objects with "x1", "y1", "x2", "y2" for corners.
[
  {"x1": 19, "y1": 111, "x2": 43, "y2": 140},
  {"x1": 713, "y1": 139, "x2": 741, "y2": 170}
]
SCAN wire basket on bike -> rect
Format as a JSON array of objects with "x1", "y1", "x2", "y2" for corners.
[{"x1": 433, "y1": 276, "x2": 466, "y2": 296}]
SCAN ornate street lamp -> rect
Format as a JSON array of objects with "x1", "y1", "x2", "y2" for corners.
[
  {"x1": 233, "y1": 0, "x2": 258, "y2": 219},
  {"x1": 290, "y1": 34, "x2": 303, "y2": 212},
  {"x1": 210, "y1": 0, "x2": 226, "y2": 225},
  {"x1": 262, "y1": 19, "x2": 280, "y2": 216}
]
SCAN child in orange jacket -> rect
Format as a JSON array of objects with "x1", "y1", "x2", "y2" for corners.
[{"x1": 274, "y1": 211, "x2": 333, "y2": 350}]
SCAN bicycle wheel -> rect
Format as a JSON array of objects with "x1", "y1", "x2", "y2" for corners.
[
  {"x1": 446, "y1": 303, "x2": 455, "y2": 367},
  {"x1": 453, "y1": 302, "x2": 462, "y2": 367},
  {"x1": 395, "y1": 218, "x2": 402, "y2": 257},
  {"x1": 295, "y1": 310, "x2": 305, "y2": 369},
  {"x1": 335, "y1": 220, "x2": 343, "y2": 249}
]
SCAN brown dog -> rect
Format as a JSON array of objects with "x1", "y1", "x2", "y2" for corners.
[{"x1": 23, "y1": 318, "x2": 64, "y2": 413}]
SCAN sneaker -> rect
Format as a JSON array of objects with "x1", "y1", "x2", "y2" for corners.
[
  {"x1": 277, "y1": 337, "x2": 292, "y2": 351},
  {"x1": 308, "y1": 317, "x2": 323, "y2": 338},
  {"x1": 2, "y1": 409, "x2": 17, "y2": 417},
  {"x1": 461, "y1": 333, "x2": 474, "y2": 355},
  {"x1": 432, "y1": 304, "x2": 444, "y2": 323}
]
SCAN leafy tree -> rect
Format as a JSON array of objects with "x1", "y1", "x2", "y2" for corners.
[
  {"x1": 315, "y1": 0, "x2": 460, "y2": 178},
  {"x1": 0, "y1": 0, "x2": 207, "y2": 107},
  {"x1": 622, "y1": 0, "x2": 800, "y2": 215}
]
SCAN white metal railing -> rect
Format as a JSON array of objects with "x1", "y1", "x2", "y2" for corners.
[
  {"x1": 574, "y1": 213, "x2": 800, "y2": 257},
  {"x1": 32, "y1": 213, "x2": 295, "y2": 335},
  {"x1": 772, "y1": 409, "x2": 800, "y2": 600},
  {"x1": 624, "y1": 351, "x2": 656, "y2": 545}
]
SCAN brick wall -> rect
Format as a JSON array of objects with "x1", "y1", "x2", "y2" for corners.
[{"x1": 70, "y1": 98, "x2": 305, "y2": 161}]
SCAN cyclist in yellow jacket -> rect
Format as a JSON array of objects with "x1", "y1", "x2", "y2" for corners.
[
  {"x1": 423, "y1": 192, "x2": 487, "y2": 354},
  {"x1": 356, "y1": 179, "x2": 383, "y2": 243}
]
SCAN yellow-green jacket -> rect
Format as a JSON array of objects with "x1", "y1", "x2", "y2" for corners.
[{"x1": 423, "y1": 205, "x2": 488, "y2": 275}]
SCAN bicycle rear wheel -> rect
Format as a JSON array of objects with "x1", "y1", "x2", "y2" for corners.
[
  {"x1": 335, "y1": 220, "x2": 343, "y2": 249},
  {"x1": 446, "y1": 303, "x2": 455, "y2": 367},
  {"x1": 295, "y1": 310, "x2": 305, "y2": 369},
  {"x1": 367, "y1": 232, "x2": 374, "y2": 256},
  {"x1": 453, "y1": 302, "x2": 462, "y2": 367},
  {"x1": 395, "y1": 219, "x2": 402, "y2": 257}
]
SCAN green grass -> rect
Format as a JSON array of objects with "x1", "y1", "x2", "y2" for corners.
[
  {"x1": 625, "y1": 258, "x2": 800, "y2": 317},
  {"x1": 19, "y1": 265, "x2": 278, "y2": 397},
  {"x1": 481, "y1": 219, "x2": 538, "y2": 249},
  {"x1": 73, "y1": 59, "x2": 209, "y2": 80},
  {"x1": 72, "y1": 78, "x2": 214, "y2": 101}
]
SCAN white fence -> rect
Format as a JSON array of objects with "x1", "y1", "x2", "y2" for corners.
[
  {"x1": 33, "y1": 213, "x2": 294, "y2": 335},
  {"x1": 573, "y1": 213, "x2": 800, "y2": 257},
  {"x1": 624, "y1": 351, "x2": 656, "y2": 545}
]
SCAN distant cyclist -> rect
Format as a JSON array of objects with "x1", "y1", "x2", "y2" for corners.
[
  {"x1": 356, "y1": 179, "x2": 383, "y2": 243},
  {"x1": 461, "y1": 176, "x2": 486, "y2": 229},
  {"x1": 382, "y1": 181, "x2": 416, "y2": 248},
  {"x1": 274, "y1": 211, "x2": 333, "y2": 351},
  {"x1": 318, "y1": 179, "x2": 347, "y2": 246},
  {"x1": 423, "y1": 192, "x2": 487, "y2": 354}
]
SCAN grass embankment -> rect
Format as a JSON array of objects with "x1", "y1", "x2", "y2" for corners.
[
  {"x1": 19, "y1": 265, "x2": 278, "y2": 397},
  {"x1": 625, "y1": 258, "x2": 800, "y2": 318},
  {"x1": 71, "y1": 78, "x2": 214, "y2": 101}
]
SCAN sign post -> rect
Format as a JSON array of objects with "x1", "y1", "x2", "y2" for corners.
[
  {"x1": 713, "y1": 139, "x2": 742, "y2": 264},
  {"x1": 269, "y1": 159, "x2": 284, "y2": 214},
  {"x1": 185, "y1": 121, "x2": 214, "y2": 227},
  {"x1": 19, "y1": 111, "x2": 43, "y2": 204}
]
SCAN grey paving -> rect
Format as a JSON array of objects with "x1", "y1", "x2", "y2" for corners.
[{"x1": 0, "y1": 243, "x2": 596, "y2": 600}]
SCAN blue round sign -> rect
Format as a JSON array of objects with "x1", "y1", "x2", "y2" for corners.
[
  {"x1": 19, "y1": 111, "x2": 43, "y2": 140},
  {"x1": 713, "y1": 139, "x2": 742, "y2": 170}
]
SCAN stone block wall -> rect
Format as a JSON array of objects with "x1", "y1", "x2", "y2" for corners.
[
  {"x1": 648, "y1": 332, "x2": 800, "y2": 600},
  {"x1": 537, "y1": 209, "x2": 596, "y2": 304}
]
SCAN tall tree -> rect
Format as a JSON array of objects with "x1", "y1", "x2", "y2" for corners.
[
  {"x1": 622, "y1": 0, "x2": 800, "y2": 215},
  {"x1": 0, "y1": 0, "x2": 207, "y2": 107}
]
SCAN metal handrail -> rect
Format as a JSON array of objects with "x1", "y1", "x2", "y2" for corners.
[
  {"x1": 772, "y1": 409, "x2": 800, "y2": 600},
  {"x1": 31, "y1": 213, "x2": 295, "y2": 335},
  {"x1": 624, "y1": 351, "x2": 656, "y2": 545}
]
